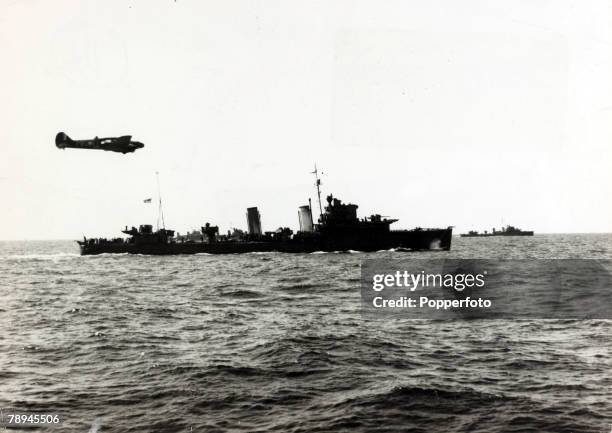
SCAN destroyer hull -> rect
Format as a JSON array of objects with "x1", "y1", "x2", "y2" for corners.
[
  {"x1": 460, "y1": 232, "x2": 534, "y2": 237},
  {"x1": 78, "y1": 228, "x2": 452, "y2": 255}
]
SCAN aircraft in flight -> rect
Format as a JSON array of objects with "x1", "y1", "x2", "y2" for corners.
[{"x1": 55, "y1": 132, "x2": 144, "y2": 154}]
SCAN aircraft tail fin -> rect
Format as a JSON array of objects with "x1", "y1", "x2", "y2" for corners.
[{"x1": 55, "y1": 132, "x2": 74, "y2": 148}]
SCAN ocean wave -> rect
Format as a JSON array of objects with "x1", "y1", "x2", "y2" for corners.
[
  {"x1": 1, "y1": 237, "x2": 612, "y2": 432},
  {"x1": 218, "y1": 289, "x2": 266, "y2": 299},
  {"x1": 1, "y1": 252, "x2": 80, "y2": 260}
]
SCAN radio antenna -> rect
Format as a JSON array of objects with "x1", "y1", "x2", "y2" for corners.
[
  {"x1": 156, "y1": 171, "x2": 166, "y2": 230},
  {"x1": 311, "y1": 164, "x2": 323, "y2": 218}
]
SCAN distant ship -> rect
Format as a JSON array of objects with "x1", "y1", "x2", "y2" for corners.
[
  {"x1": 78, "y1": 171, "x2": 453, "y2": 255},
  {"x1": 460, "y1": 225, "x2": 534, "y2": 237}
]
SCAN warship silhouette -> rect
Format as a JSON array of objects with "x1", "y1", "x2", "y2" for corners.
[
  {"x1": 460, "y1": 225, "x2": 534, "y2": 237},
  {"x1": 78, "y1": 170, "x2": 453, "y2": 255}
]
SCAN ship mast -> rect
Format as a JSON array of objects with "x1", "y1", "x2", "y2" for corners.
[
  {"x1": 311, "y1": 164, "x2": 323, "y2": 218},
  {"x1": 156, "y1": 171, "x2": 166, "y2": 230}
]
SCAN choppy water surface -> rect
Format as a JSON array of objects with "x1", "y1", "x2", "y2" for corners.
[{"x1": 1, "y1": 234, "x2": 611, "y2": 432}]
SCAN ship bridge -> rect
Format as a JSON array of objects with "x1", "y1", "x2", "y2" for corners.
[{"x1": 318, "y1": 195, "x2": 397, "y2": 233}]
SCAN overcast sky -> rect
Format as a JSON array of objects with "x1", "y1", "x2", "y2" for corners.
[{"x1": 1, "y1": 0, "x2": 611, "y2": 240}]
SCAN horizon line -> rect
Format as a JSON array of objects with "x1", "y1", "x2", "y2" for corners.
[{"x1": 1, "y1": 232, "x2": 612, "y2": 242}]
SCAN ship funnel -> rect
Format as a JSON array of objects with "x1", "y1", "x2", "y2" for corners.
[
  {"x1": 298, "y1": 205, "x2": 314, "y2": 232},
  {"x1": 246, "y1": 207, "x2": 262, "y2": 235}
]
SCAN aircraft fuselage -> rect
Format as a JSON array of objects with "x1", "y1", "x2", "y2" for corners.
[{"x1": 55, "y1": 132, "x2": 144, "y2": 154}]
